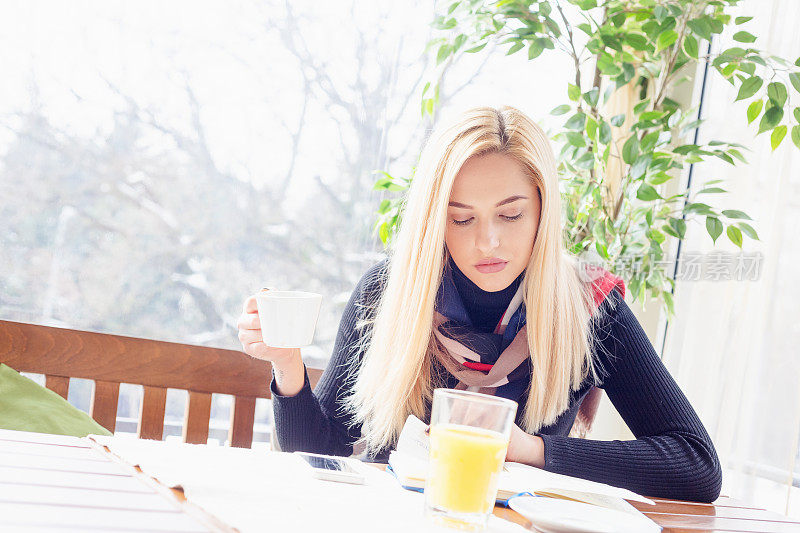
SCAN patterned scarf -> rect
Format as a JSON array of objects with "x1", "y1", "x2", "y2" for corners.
[{"x1": 432, "y1": 262, "x2": 625, "y2": 396}]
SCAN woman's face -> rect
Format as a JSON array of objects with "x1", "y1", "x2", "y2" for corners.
[{"x1": 445, "y1": 152, "x2": 541, "y2": 292}]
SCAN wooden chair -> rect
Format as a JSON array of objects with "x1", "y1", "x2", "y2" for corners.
[{"x1": 0, "y1": 319, "x2": 322, "y2": 448}]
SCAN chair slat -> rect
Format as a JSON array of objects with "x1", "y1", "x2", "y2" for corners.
[
  {"x1": 90, "y1": 381, "x2": 120, "y2": 433},
  {"x1": 138, "y1": 386, "x2": 167, "y2": 440},
  {"x1": 45, "y1": 375, "x2": 69, "y2": 400},
  {"x1": 229, "y1": 396, "x2": 256, "y2": 448},
  {"x1": 308, "y1": 367, "x2": 323, "y2": 390},
  {"x1": 182, "y1": 391, "x2": 212, "y2": 445}
]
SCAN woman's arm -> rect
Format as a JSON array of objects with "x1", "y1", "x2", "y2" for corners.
[
  {"x1": 270, "y1": 260, "x2": 388, "y2": 457},
  {"x1": 532, "y1": 289, "x2": 722, "y2": 502}
]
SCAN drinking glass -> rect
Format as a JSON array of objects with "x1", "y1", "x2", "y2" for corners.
[{"x1": 424, "y1": 388, "x2": 517, "y2": 531}]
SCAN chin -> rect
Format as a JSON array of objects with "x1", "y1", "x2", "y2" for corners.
[{"x1": 474, "y1": 273, "x2": 513, "y2": 292}]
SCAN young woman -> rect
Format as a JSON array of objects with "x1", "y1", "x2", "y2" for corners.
[{"x1": 237, "y1": 106, "x2": 722, "y2": 503}]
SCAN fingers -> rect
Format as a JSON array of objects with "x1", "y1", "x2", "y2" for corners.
[
  {"x1": 238, "y1": 328, "x2": 262, "y2": 345},
  {"x1": 244, "y1": 341, "x2": 272, "y2": 361},
  {"x1": 243, "y1": 294, "x2": 259, "y2": 314},
  {"x1": 237, "y1": 311, "x2": 261, "y2": 331}
]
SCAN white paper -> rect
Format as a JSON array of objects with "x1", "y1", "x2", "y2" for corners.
[{"x1": 88, "y1": 435, "x2": 527, "y2": 533}]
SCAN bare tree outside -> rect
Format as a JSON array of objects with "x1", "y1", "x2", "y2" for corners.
[{"x1": 0, "y1": 0, "x2": 516, "y2": 440}]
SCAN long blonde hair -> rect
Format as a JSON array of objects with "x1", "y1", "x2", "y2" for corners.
[{"x1": 346, "y1": 105, "x2": 601, "y2": 454}]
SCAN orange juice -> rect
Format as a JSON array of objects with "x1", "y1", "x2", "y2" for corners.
[{"x1": 426, "y1": 423, "x2": 508, "y2": 514}]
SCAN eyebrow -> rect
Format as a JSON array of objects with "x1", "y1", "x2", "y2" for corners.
[{"x1": 448, "y1": 195, "x2": 528, "y2": 209}]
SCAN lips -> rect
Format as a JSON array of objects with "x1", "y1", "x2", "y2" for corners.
[{"x1": 475, "y1": 258, "x2": 508, "y2": 274}]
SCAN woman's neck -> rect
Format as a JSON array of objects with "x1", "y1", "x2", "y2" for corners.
[{"x1": 448, "y1": 257, "x2": 524, "y2": 330}]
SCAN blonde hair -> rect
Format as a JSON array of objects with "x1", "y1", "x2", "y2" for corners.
[{"x1": 345, "y1": 105, "x2": 602, "y2": 455}]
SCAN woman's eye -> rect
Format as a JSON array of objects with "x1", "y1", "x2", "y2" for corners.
[{"x1": 451, "y1": 213, "x2": 523, "y2": 226}]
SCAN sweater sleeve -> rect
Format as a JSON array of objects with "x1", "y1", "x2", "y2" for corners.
[
  {"x1": 270, "y1": 259, "x2": 387, "y2": 457},
  {"x1": 539, "y1": 289, "x2": 723, "y2": 503}
]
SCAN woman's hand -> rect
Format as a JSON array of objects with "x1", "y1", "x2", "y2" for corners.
[
  {"x1": 237, "y1": 291, "x2": 305, "y2": 396},
  {"x1": 506, "y1": 424, "x2": 545, "y2": 468}
]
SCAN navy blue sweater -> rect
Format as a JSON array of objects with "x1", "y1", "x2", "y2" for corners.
[{"x1": 271, "y1": 259, "x2": 722, "y2": 502}]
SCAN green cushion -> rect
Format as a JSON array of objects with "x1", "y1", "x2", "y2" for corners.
[{"x1": 0, "y1": 364, "x2": 111, "y2": 437}]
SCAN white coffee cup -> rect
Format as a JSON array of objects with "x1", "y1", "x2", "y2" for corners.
[{"x1": 255, "y1": 290, "x2": 323, "y2": 348}]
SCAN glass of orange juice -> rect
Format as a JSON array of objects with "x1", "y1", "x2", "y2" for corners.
[{"x1": 424, "y1": 388, "x2": 517, "y2": 531}]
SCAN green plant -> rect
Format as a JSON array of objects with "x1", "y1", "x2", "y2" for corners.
[{"x1": 374, "y1": 0, "x2": 800, "y2": 314}]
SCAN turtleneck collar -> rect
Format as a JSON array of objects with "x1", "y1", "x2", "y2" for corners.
[{"x1": 447, "y1": 256, "x2": 524, "y2": 331}]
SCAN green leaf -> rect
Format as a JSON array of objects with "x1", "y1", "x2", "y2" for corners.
[
  {"x1": 708, "y1": 16, "x2": 724, "y2": 34},
  {"x1": 575, "y1": 151, "x2": 595, "y2": 168},
  {"x1": 630, "y1": 154, "x2": 652, "y2": 179},
  {"x1": 684, "y1": 202, "x2": 714, "y2": 215},
  {"x1": 528, "y1": 40, "x2": 544, "y2": 60},
  {"x1": 649, "y1": 172, "x2": 673, "y2": 185},
  {"x1": 633, "y1": 99, "x2": 651, "y2": 115},
  {"x1": 566, "y1": 131, "x2": 586, "y2": 147},
  {"x1": 640, "y1": 110, "x2": 665, "y2": 121},
  {"x1": 683, "y1": 34, "x2": 699, "y2": 59},
  {"x1": 551, "y1": 104, "x2": 572, "y2": 116},
  {"x1": 726, "y1": 225, "x2": 743, "y2": 248},
  {"x1": 789, "y1": 73, "x2": 800, "y2": 94},
  {"x1": 737, "y1": 222, "x2": 759, "y2": 240},
  {"x1": 656, "y1": 30, "x2": 679, "y2": 52},
  {"x1": 792, "y1": 125, "x2": 800, "y2": 149},
  {"x1": 625, "y1": 33, "x2": 648, "y2": 51},
  {"x1": 568, "y1": 83, "x2": 581, "y2": 102},
  {"x1": 436, "y1": 44, "x2": 452, "y2": 65},
  {"x1": 636, "y1": 183, "x2": 661, "y2": 201},
  {"x1": 747, "y1": 99, "x2": 763, "y2": 124},
  {"x1": 599, "y1": 121, "x2": 612, "y2": 145},
  {"x1": 660, "y1": 221, "x2": 679, "y2": 239},
  {"x1": 736, "y1": 77, "x2": 762, "y2": 101},
  {"x1": 722, "y1": 209, "x2": 752, "y2": 220},
  {"x1": 673, "y1": 144, "x2": 699, "y2": 155},
  {"x1": 706, "y1": 216, "x2": 723, "y2": 243},
  {"x1": 454, "y1": 35, "x2": 470, "y2": 53},
  {"x1": 565, "y1": 112, "x2": 587, "y2": 130},
  {"x1": 378, "y1": 222, "x2": 389, "y2": 244},
  {"x1": 767, "y1": 82, "x2": 788, "y2": 107},
  {"x1": 735, "y1": 16, "x2": 753, "y2": 25},
  {"x1": 610, "y1": 113, "x2": 626, "y2": 127},
  {"x1": 583, "y1": 87, "x2": 599, "y2": 107},
  {"x1": 697, "y1": 187, "x2": 727, "y2": 194},
  {"x1": 733, "y1": 31, "x2": 756, "y2": 43},
  {"x1": 687, "y1": 18, "x2": 711, "y2": 40},
  {"x1": 758, "y1": 106, "x2": 784, "y2": 134},
  {"x1": 640, "y1": 131, "x2": 660, "y2": 153},
  {"x1": 377, "y1": 199, "x2": 391, "y2": 213},
  {"x1": 595, "y1": 241, "x2": 609, "y2": 259},
  {"x1": 507, "y1": 41, "x2": 524, "y2": 55},
  {"x1": 465, "y1": 42, "x2": 488, "y2": 53},
  {"x1": 622, "y1": 135, "x2": 639, "y2": 164},
  {"x1": 795, "y1": 108, "x2": 800, "y2": 123},
  {"x1": 585, "y1": 115, "x2": 597, "y2": 139},
  {"x1": 663, "y1": 290, "x2": 674, "y2": 315},
  {"x1": 669, "y1": 218, "x2": 687, "y2": 239},
  {"x1": 771, "y1": 125, "x2": 788, "y2": 150}
]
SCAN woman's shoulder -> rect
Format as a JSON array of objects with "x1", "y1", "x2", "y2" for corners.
[{"x1": 350, "y1": 256, "x2": 390, "y2": 312}]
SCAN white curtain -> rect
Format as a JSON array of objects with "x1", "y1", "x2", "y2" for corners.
[{"x1": 661, "y1": 0, "x2": 800, "y2": 516}]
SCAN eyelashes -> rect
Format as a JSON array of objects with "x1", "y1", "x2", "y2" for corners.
[{"x1": 451, "y1": 213, "x2": 523, "y2": 226}]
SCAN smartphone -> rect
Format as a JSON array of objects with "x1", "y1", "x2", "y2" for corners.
[{"x1": 295, "y1": 451, "x2": 366, "y2": 484}]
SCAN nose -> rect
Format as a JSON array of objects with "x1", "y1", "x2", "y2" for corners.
[{"x1": 475, "y1": 219, "x2": 501, "y2": 255}]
